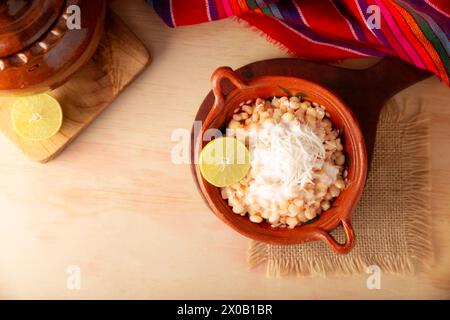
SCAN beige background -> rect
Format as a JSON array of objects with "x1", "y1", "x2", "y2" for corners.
[{"x1": 0, "y1": 0, "x2": 449, "y2": 299}]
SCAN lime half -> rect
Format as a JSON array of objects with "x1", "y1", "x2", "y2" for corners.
[
  {"x1": 199, "y1": 137, "x2": 250, "y2": 187},
  {"x1": 11, "y1": 94, "x2": 63, "y2": 141}
]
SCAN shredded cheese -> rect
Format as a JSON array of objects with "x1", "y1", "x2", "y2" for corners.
[{"x1": 247, "y1": 120, "x2": 326, "y2": 203}]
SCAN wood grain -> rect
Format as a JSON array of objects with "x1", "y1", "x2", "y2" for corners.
[
  {"x1": 0, "y1": 0, "x2": 448, "y2": 299},
  {"x1": 0, "y1": 9, "x2": 150, "y2": 163}
]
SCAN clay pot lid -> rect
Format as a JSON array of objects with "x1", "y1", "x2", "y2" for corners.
[{"x1": 0, "y1": 0, "x2": 65, "y2": 58}]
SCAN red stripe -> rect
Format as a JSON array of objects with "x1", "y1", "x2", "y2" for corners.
[
  {"x1": 172, "y1": 0, "x2": 209, "y2": 25},
  {"x1": 385, "y1": 0, "x2": 440, "y2": 76},
  {"x1": 214, "y1": 0, "x2": 226, "y2": 19},
  {"x1": 327, "y1": 0, "x2": 359, "y2": 40},
  {"x1": 364, "y1": 0, "x2": 411, "y2": 62},
  {"x1": 240, "y1": 12, "x2": 364, "y2": 60},
  {"x1": 297, "y1": 0, "x2": 357, "y2": 42},
  {"x1": 343, "y1": 0, "x2": 380, "y2": 45},
  {"x1": 428, "y1": 0, "x2": 450, "y2": 16},
  {"x1": 230, "y1": 0, "x2": 242, "y2": 14}
]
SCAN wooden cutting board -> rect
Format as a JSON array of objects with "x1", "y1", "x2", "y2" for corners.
[
  {"x1": 0, "y1": 9, "x2": 150, "y2": 163},
  {"x1": 191, "y1": 58, "x2": 432, "y2": 167}
]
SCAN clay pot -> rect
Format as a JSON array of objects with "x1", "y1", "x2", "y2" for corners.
[
  {"x1": 193, "y1": 67, "x2": 368, "y2": 254},
  {"x1": 0, "y1": 0, "x2": 106, "y2": 95}
]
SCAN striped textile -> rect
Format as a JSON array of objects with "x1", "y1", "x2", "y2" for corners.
[{"x1": 147, "y1": 0, "x2": 449, "y2": 85}]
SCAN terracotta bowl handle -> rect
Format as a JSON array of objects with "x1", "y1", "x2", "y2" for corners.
[
  {"x1": 203, "y1": 67, "x2": 246, "y2": 129},
  {"x1": 312, "y1": 219, "x2": 355, "y2": 254}
]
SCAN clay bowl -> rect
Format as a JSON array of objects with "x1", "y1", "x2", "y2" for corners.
[
  {"x1": 0, "y1": 0, "x2": 106, "y2": 95},
  {"x1": 193, "y1": 67, "x2": 368, "y2": 254}
]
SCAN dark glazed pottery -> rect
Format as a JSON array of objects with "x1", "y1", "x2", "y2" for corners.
[{"x1": 0, "y1": 0, "x2": 106, "y2": 95}]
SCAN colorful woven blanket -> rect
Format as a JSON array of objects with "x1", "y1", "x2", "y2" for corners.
[{"x1": 147, "y1": 0, "x2": 449, "y2": 85}]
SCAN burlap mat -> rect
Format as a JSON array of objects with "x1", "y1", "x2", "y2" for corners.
[{"x1": 248, "y1": 100, "x2": 433, "y2": 277}]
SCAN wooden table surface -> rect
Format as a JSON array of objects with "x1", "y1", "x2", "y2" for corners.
[{"x1": 0, "y1": 0, "x2": 448, "y2": 299}]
